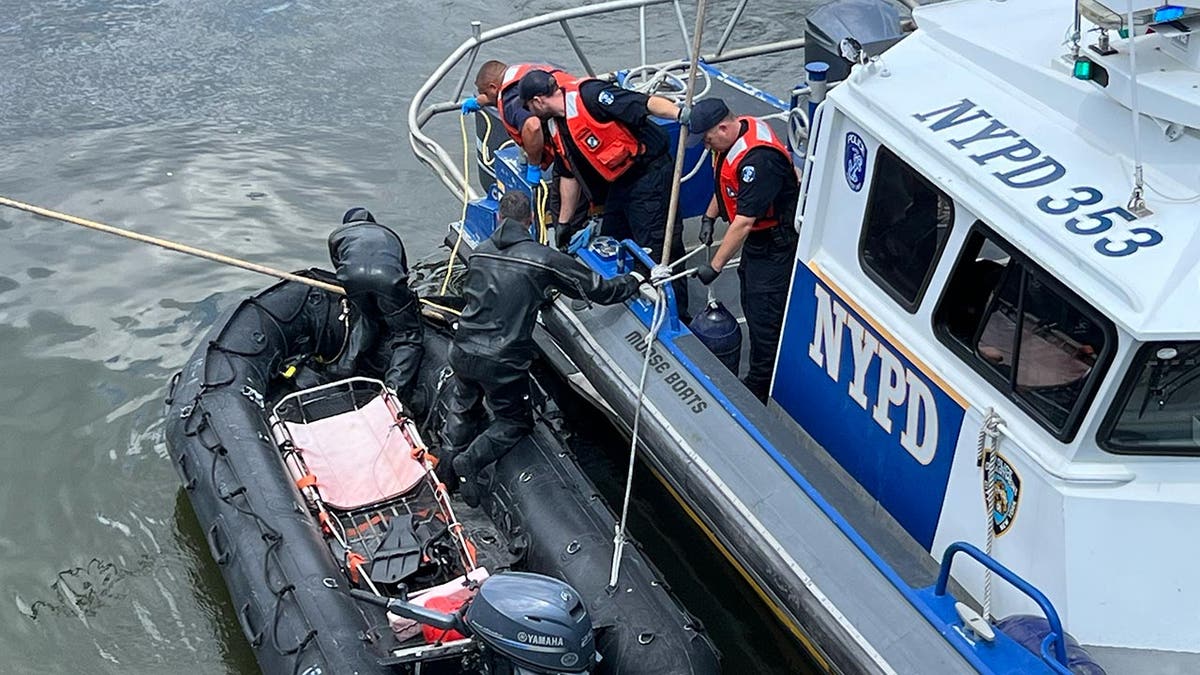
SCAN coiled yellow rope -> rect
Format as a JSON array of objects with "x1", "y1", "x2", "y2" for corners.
[{"x1": 438, "y1": 113, "x2": 473, "y2": 295}]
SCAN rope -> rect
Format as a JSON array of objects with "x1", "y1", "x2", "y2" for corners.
[
  {"x1": 479, "y1": 111, "x2": 496, "y2": 168},
  {"x1": 536, "y1": 178, "x2": 551, "y2": 245},
  {"x1": 608, "y1": 285, "x2": 669, "y2": 590},
  {"x1": 622, "y1": 62, "x2": 713, "y2": 102},
  {"x1": 976, "y1": 408, "x2": 1002, "y2": 622},
  {"x1": 439, "y1": 113, "x2": 474, "y2": 295},
  {"x1": 0, "y1": 196, "x2": 463, "y2": 316},
  {"x1": 659, "y1": 0, "x2": 709, "y2": 268},
  {"x1": 0, "y1": 196, "x2": 344, "y2": 295}
]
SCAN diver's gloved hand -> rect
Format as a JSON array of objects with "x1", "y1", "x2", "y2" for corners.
[
  {"x1": 524, "y1": 164, "x2": 542, "y2": 184},
  {"x1": 628, "y1": 271, "x2": 657, "y2": 303},
  {"x1": 695, "y1": 263, "x2": 720, "y2": 286},
  {"x1": 460, "y1": 97, "x2": 482, "y2": 115},
  {"x1": 567, "y1": 223, "x2": 594, "y2": 254},
  {"x1": 698, "y1": 215, "x2": 716, "y2": 246}
]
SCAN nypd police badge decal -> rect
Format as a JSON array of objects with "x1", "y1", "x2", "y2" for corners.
[
  {"x1": 989, "y1": 453, "x2": 1021, "y2": 536},
  {"x1": 844, "y1": 131, "x2": 867, "y2": 192},
  {"x1": 598, "y1": 90, "x2": 615, "y2": 105},
  {"x1": 741, "y1": 165, "x2": 756, "y2": 183}
]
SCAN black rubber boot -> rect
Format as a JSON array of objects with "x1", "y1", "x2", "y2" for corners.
[{"x1": 452, "y1": 454, "x2": 480, "y2": 508}]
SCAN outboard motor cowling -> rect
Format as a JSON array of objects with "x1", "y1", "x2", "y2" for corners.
[
  {"x1": 465, "y1": 572, "x2": 596, "y2": 674},
  {"x1": 805, "y1": 0, "x2": 905, "y2": 82}
]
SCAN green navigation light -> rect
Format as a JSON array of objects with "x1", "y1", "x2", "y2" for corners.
[{"x1": 1073, "y1": 59, "x2": 1092, "y2": 80}]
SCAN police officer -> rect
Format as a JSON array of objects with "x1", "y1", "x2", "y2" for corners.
[
  {"x1": 519, "y1": 69, "x2": 691, "y2": 320},
  {"x1": 463, "y1": 60, "x2": 574, "y2": 182},
  {"x1": 689, "y1": 99, "x2": 799, "y2": 403},
  {"x1": 463, "y1": 61, "x2": 588, "y2": 245},
  {"x1": 327, "y1": 208, "x2": 424, "y2": 399},
  {"x1": 443, "y1": 190, "x2": 645, "y2": 506}
]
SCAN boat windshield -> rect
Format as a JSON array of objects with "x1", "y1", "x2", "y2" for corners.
[{"x1": 1102, "y1": 342, "x2": 1200, "y2": 455}]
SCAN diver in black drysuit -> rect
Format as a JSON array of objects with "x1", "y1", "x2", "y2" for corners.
[
  {"x1": 443, "y1": 191, "x2": 645, "y2": 506},
  {"x1": 327, "y1": 208, "x2": 424, "y2": 400}
]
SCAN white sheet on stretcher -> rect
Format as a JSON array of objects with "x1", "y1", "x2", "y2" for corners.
[{"x1": 284, "y1": 395, "x2": 426, "y2": 510}]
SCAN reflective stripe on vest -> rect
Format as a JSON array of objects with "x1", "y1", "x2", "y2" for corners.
[
  {"x1": 548, "y1": 82, "x2": 641, "y2": 182},
  {"x1": 497, "y1": 64, "x2": 572, "y2": 168},
  {"x1": 717, "y1": 116, "x2": 788, "y2": 231}
]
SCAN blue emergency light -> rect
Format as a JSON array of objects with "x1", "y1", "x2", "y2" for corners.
[{"x1": 1154, "y1": 5, "x2": 1187, "y2": 23}]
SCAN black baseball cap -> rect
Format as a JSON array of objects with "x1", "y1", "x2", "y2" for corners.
[
  {"x1": 518, "y1": 69, "x2": 559, "y2": 105},
  {"x1": 687, "y1": 98, "x2": 730, "y2": 136}
]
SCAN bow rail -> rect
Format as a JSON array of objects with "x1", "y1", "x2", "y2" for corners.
[{"x1": 406, "y1": 0, "x2": 819, "y2": 201}]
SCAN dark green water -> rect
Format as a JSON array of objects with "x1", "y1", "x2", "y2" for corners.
[{"x1": 0, "y1": 1, "x2": 819, "y2": 672}]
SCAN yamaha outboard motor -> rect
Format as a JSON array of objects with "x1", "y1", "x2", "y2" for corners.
[
  {"x1": 805, "y1": 0, "x2": 905, "y2": 82},
  {"x1": 466, "y1": 572, "x2": 595, "y2": 674},
  {"x1": 352, "y1": 571, "x2": 595, "y2": 674}
]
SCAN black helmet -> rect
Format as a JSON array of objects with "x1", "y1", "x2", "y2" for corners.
[
  {"x1": 464, "y1": 572, "x2": 594, "y2": 673},
  {"x1": 342, "y1": 207, "x2": 376, "y2": 224}
]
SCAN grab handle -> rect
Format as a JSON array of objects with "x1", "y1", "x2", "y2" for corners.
[
  {"x1": 205, "y1": 518, "x2": 232, "y2": 565},
  {"x1": 934, "y1": 541, "x2": 1068, "y2": 669},
  {"x1": 349, "y1": 589, "x2": 463, "y2": 632},
  {"x1": 237, "y1": 599, "x2": 265, "y2": 647},
  {"x1": 176, "y1": 453, "x2": 198, "y2": 491}
]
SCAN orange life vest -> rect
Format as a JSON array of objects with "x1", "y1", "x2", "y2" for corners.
[
  {"x1": 547, "y1": 80, "x2": 643, "y2": 182},
  {"x1": 497, "y1": 64, "x2": 573, "y2": 168},
  {"x1": 717, "y1": 117, "x2": 790, "y2": 231}
]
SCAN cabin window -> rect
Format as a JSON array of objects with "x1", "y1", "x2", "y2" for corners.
[
  {"x1": 1101, "y1": 342, "x2": 1200, "y2": 455},
  {"x1": 858, "y1": 146, "x2": 954, "y2": 311},
  {"x1": 934, "y1": 227, "x2": 1114, "y2": 439}
]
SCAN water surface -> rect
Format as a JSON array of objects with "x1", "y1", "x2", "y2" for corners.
[{"x1": 0, "y1": 1, "x2": 820, "y2": 671}]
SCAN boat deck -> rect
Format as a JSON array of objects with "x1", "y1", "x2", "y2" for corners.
[{"x1": 538, "y1": 294, "x2": 979, "y2": 673}]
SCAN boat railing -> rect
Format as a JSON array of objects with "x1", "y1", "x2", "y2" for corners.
[
  {"x1": 934, "y1": 541, "x2": 1072, "y2": 673},
  {"x1": 407, "y1": 0, "x2": 819, "y2": 202}
]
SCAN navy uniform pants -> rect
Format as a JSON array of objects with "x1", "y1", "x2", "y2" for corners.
[
  {"x1": 738, "y1": 225, "x2": 799, "y2": 402},
  {"x1": 440, "y1": 346, "x2": 533, "y2": 479},
  {"x1": 600, "y1": 156, "x2": 690, "y2": 320}
]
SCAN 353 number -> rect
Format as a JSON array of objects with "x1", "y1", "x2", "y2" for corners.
[{"x1": 1035, "y1": 186, "x2": 1162, "y2": 258}]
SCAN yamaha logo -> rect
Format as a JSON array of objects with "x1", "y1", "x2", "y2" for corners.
[{"x1": 517, "y1": 631, "x2": 566, "y2": 648}]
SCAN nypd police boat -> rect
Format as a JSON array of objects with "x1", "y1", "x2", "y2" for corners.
[{"x1": 409, "y1": 0, "x2": 1200, "y2": 672}]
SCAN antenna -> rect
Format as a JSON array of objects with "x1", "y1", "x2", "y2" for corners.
[
  {"x1": 1124, "y1": 0, "x2": 1152, "y2": 217},
  {"x1": 1071, "y1": 0, "x2": 1083, "y2": 59}
]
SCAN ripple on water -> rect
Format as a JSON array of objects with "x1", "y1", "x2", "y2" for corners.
[
  {"x1": 0, "y1": 276, "x2": 19, "y2": 294},
  {"x1": 25, "y1": 309, "x2": 96, "y2": 347}
]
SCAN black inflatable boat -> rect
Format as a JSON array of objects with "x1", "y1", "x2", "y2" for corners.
[{"x1": 163, "y1": 271, "x2": 720, "y2": 675}]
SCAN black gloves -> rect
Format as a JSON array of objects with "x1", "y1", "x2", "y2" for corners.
[
  {"x1": 698, "y1": 215, "x2": 715, "y2": 246},
  {"x1": 695, "y1": 264, "x2": 720, "y2": 286}
]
